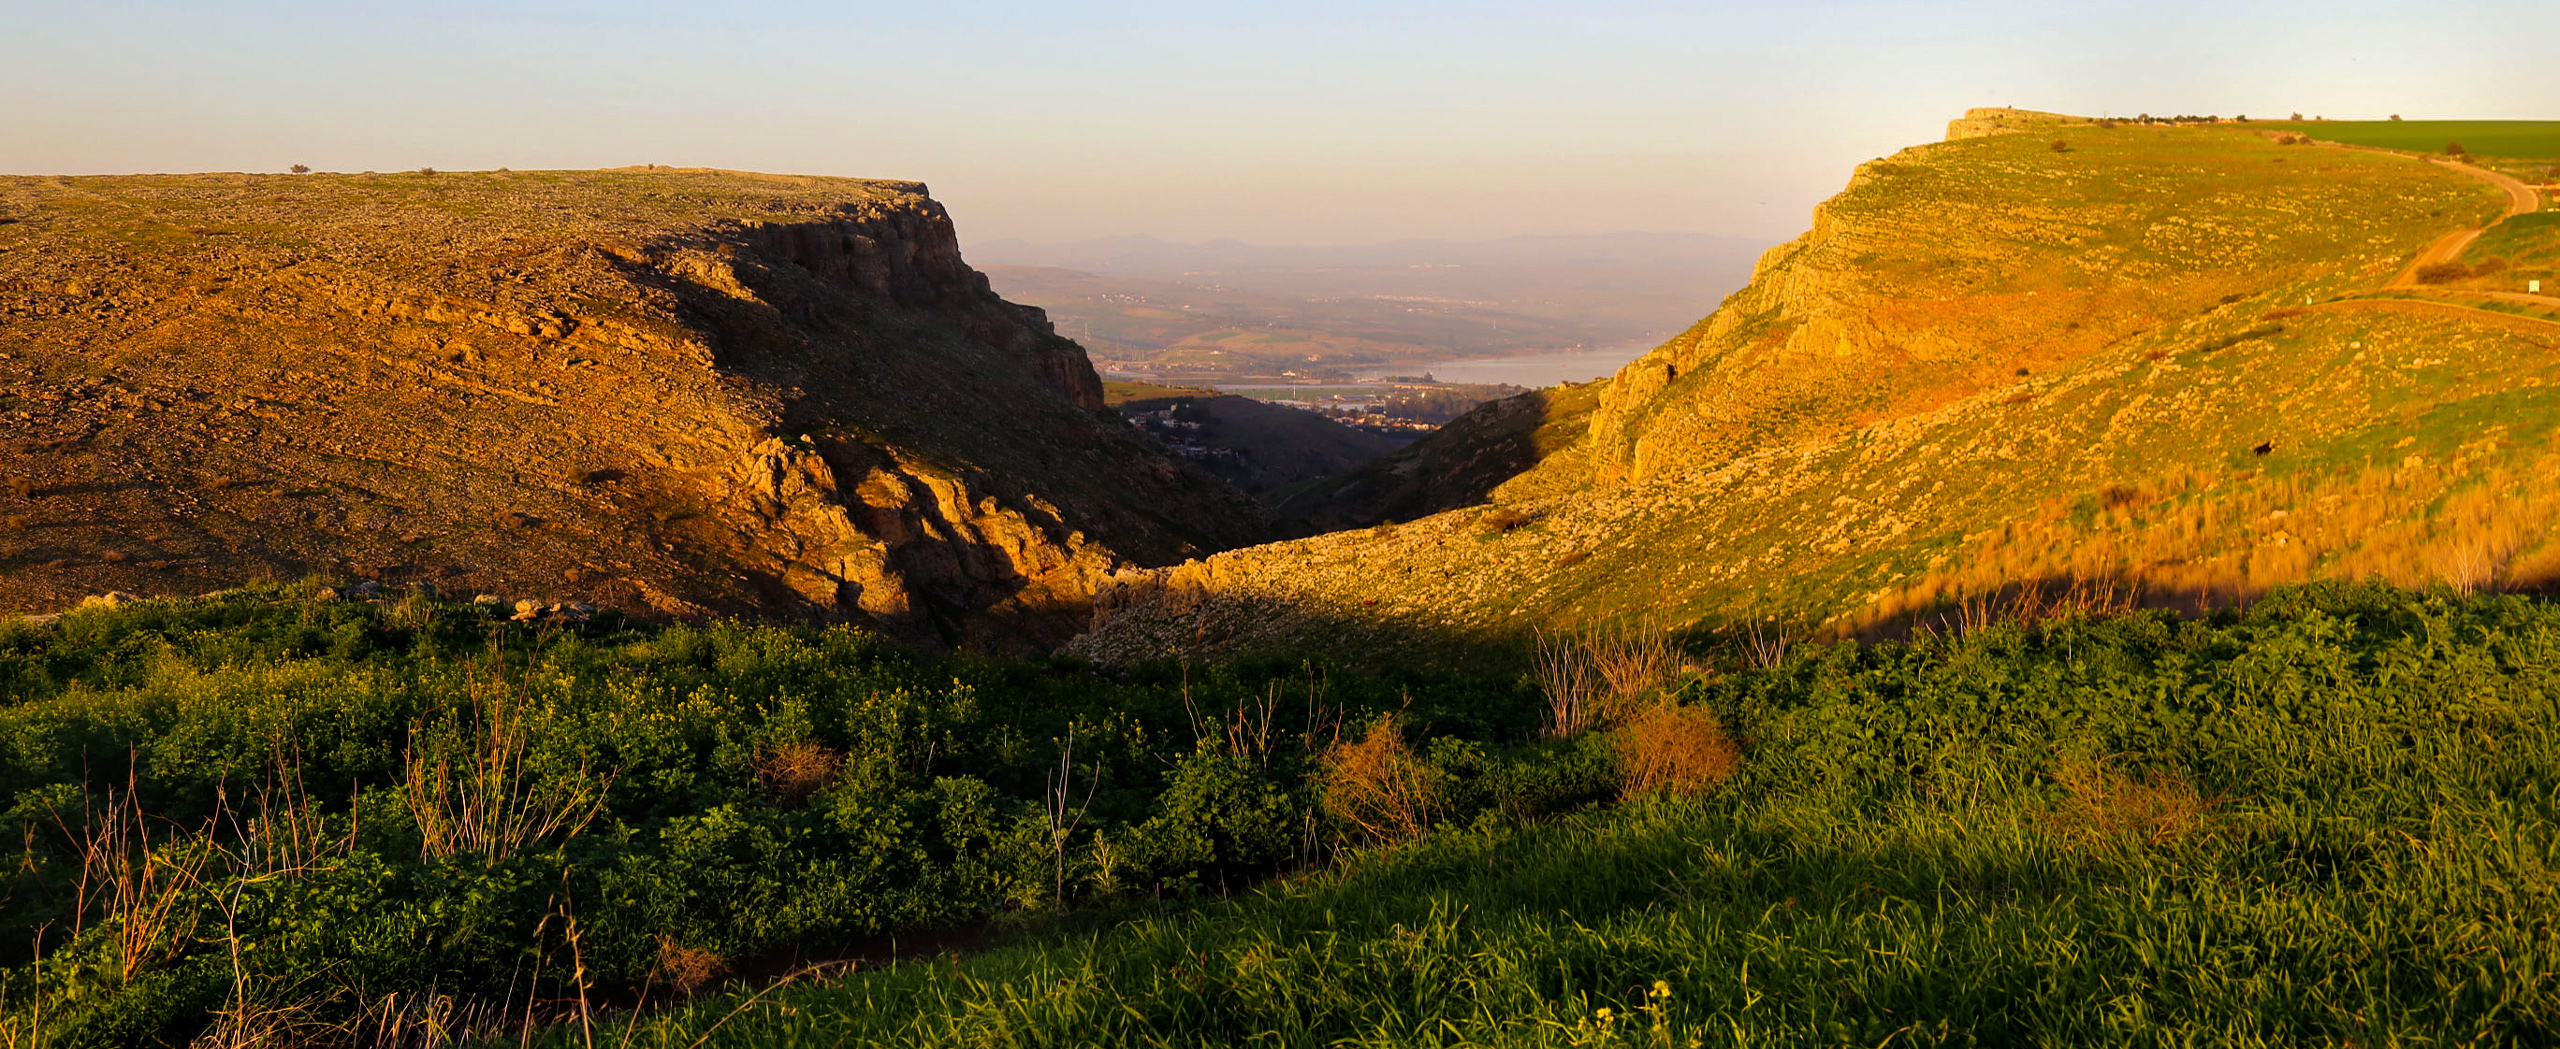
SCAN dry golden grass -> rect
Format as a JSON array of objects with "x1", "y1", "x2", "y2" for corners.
[
  {"x1": 1865, "y1": 431, "x2": 2560, "y2": 630},
  {"x1": 654, "y1": 936, "x2": 729, "y2": 996},
  {"x1": 2048, "y1": 756, "x2": 2220, "y2": 849},
  {"x1": 402, "y1": 675, "x2": 612, "y2": 861},
  {"x1": 1318, "y1": 715, "x2": 1436, "y2": 843},
  {"x1": 1532, "y1": 631, "x2": 1602, "y2": 740},
  {"x1": 1612, "y1": 703, "x2": 1743, "y2": 799},
  {"x1": 1534, "y1": 627, "x2": 1683, "y2": 738},
  {"x1": 753, "y1": 740, "x2": 843, "y2": 808}
]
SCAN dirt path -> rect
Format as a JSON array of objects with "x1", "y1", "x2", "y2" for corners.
[
  {"x1": 2384, "y1": 159, "x2": 2542, "y2": 289},
  {"x1": 2308, "y1": 296, "x2": 2560, "y2": 335}
]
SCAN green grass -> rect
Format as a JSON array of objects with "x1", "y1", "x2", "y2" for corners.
[
  {"x1": 584, "y1": 582, "x2": 2560, "y2": 1048},
  {"x1": 2258, "y1": 120, "x2": 2560, "y2": 161}
]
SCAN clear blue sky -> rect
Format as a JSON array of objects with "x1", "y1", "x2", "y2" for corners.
[{"x1": 4, "y1": 1, "x2": 2553, "y2": 244}]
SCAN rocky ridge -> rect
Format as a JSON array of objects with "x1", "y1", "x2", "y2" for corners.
[{"x1": 0, "y1": 169, "x2": 1262, "y2": 649}]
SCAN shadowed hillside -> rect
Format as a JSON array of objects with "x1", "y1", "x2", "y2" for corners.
[
  {"x1": 0, "y1": 169, "x2": 1265, "y2": 650},
  {"x1": 1104, "y1": 381, "x2": 1408, "y2": 501}
]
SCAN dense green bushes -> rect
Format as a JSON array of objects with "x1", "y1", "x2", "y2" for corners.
[
  {"x1": 598, "y1": 581, "x2": 2560, "y2": 1048},
  {"x1": 0, "y1": 585, "x2": 1593, "y2": 1045}
]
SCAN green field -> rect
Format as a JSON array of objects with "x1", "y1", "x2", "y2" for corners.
[{"x1": 2259, "y1": 119, "x2": 2560, "y2": 160}]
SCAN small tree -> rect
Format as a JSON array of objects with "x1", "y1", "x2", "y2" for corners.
[
  {"x1": 2289, "y1": 112, "x2": 2304, "y2": 121},
  {"x1": 2389, "y1": 114, "x2": 2403, "y2": 121},
  {"x1": 288, "y1": 163, "x2": 310, "y2": 174},
  {"x1": 2445, "y1": 142, "x2": 2468, "y2": 156}
]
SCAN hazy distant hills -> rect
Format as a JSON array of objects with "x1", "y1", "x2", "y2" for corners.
[{"x1": 972, "y1": 232, "x2": 1766, "y2": 377}]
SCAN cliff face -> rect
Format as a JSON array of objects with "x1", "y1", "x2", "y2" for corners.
[{"x1": 0, "y1": 169, "x2": 1261, "y2": 649}]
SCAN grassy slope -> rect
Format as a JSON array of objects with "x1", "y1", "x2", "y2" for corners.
[
  {"x1": 612, "y1": 584, "x2": 2560, "y2": 1048},
  {"x1": 1073, "y1": 122, "x2": 2560, "y2": 659},
  {"x1": 2454, "y1": 211, "x2": 2560, "y2": 291}
]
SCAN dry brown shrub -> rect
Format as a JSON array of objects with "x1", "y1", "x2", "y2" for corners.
[
  {"x1": 2415, "y1": 261, "x2": 2471, "y2": 285},
  {"x1": 1613, "y1": 703, "x2": 1742, "y2": 799},
  {"x1": 2098, "y1": 484, "x2": 2147, "y2": 511},
  {"x1": 1555, "y1": 549, "x2": 1589, "y2": 567},
  {"x1": 2050, "y1": 756, "x2": 2218, "y2": 848},
  {"x1": 754, "y1": 740, "x2": 843, "y2": 807},
  {"x1": 655, "y1": 935, "x2": 728, "y2": 995},
  {"x1": 1475, "y1": 506, "x2": 1534, "y2": 534},
  {"x1": 1318, "y1": 715, "x2": 1436, "y2": 843}
]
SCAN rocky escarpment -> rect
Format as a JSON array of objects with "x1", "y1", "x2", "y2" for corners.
[{"x1": 0, "y1": 169, "x2": 1262, "y2": 649}]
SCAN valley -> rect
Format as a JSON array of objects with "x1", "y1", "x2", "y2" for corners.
[{"x1": 9, "y1": 107, "x2": 2560, "y2": 1048}]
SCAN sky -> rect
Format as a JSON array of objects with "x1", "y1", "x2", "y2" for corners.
[{"x1": 4, "y1": 1, "x2": 2555, "y2": 245}]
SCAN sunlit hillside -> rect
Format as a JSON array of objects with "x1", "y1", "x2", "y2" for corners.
[{"x1": 1075, "y1": 116, "x2": 2560, "y2": 660}]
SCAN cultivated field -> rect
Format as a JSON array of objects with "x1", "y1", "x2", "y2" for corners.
[{"x1": 2258, "y1": 119, "x2": 2560, "y2": 161}]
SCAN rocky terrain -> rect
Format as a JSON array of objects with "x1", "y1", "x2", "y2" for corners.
[
  {"x1": 0, "y1": 168, "x2": 1263, "y2": 650},
  {"x1": 1070, "y1": 112, "x2": 2560, "y2": 662}
]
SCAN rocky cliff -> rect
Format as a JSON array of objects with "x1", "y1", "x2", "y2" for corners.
[{"x1": 0, "y1": 169, "x2": 1262, "y2": 649}]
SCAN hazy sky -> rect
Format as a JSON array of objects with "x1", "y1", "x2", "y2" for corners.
[{"x1": 5, "y1": 1, "x2": 2554, "y2": 244}]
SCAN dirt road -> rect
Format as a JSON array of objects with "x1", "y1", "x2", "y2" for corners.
[{"x1": 2383, "y1": 158, "x2": 2542, "y2": 290}]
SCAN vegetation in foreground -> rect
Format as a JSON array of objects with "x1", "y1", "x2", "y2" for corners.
[
  {"x1": 1, "y1": 583, "x2": 1651, "y2": 1046},
  {"x1": 602, "y1": 581, "x2": 2558, "y2": 1048}
]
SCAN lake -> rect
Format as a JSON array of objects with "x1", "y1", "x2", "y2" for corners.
[{"x1": 1359, "y1": 343, "x2": 1655, "y2": 387}]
